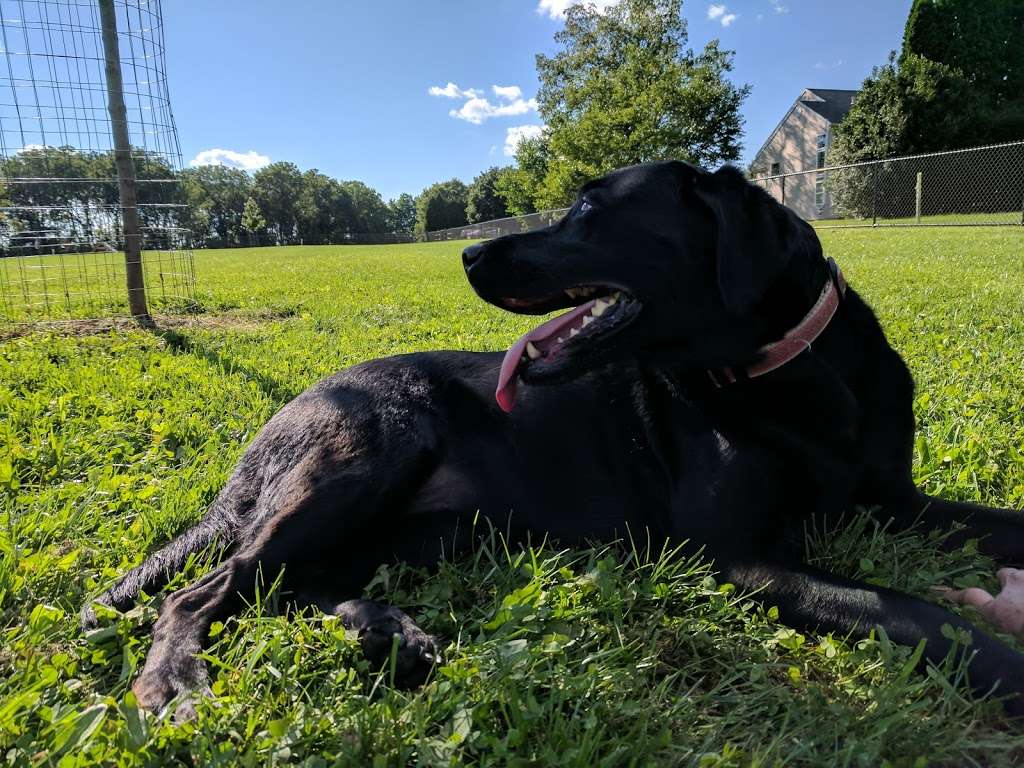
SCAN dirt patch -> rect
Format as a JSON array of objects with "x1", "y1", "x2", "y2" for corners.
[{"x1": 0, "y1": 308, "x2": 297, "y2": 341}]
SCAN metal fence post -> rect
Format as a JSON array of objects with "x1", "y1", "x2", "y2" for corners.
[
  {"x1": 871, "y1": 164, "x2": 879, "y2": 227},
  {"x1": 915, "y1": 171, "x2": 923, "y2": 223}
]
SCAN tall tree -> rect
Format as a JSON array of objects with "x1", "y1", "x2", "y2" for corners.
[
  {"x1": 252, "y1": 162, "x2": 303, "y2": 245},
  {"x1": 240, "y1": 196, "x2": 266, "y2": 246},
  {"x1": 386, "y1": 193, "x2": 417, "y2": 233},
  {"x1": 494, "y1": 136, "x2": 550, "y2": 215},
  {"x1": 340, "y1": 180, "x2": 390, "y2": 233},
  {"x1": 296, "y1": 170, "x2": 354, "y2": 244},
  {"x1": 902, "y1": 0, "x2": 1024, "y2": 142},
  {"x1": 415, "y1": 179, "x2": 469, "y2": 234},
  {"x1": 830, "y1": 52, "x2": 980, "y2": 167},
  {"x1": 903, "y1": 0, "x2": 1024, "y2": 105},
  {"x1": 180, "y1": 165, "x2": 251, "y2": 247},
  {"x1": 532, "y1": 0, "x2": 749, "y2": 207},
  {"x1": 466, "y1": 167, "x2": 511, "y2": 223}
]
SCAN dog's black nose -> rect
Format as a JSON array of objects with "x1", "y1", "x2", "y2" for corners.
[{"x1": 462, "y1": 243, "x2": 486, "y2": 270}]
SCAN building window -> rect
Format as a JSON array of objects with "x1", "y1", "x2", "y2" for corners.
[
  {"x1": 816, "y1": 133, "x2": 827, "y2": 169},
  {"x1": 815, "y1": 172, "x2": 826, "y2": 211},
  {"x1": 770, "y1": 161, "x2": 780, "y2": 176}
]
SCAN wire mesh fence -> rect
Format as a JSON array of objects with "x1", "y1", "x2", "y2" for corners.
[
  {"x1": 752, "y1": 140, "x2": 1024, "y2": 228},
  {"x1": 0, "y1": 0, "x2": 195, "y2": 324}
]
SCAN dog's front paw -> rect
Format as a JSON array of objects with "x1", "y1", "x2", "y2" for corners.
[
  {"x1": 131, "y1": 648, "x2": 209, "y2": 718},
  {"x1": 333, "y1": 599, "x2": 440, "y2": 686}
]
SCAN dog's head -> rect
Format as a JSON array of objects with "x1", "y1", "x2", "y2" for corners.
[{"x1": 462, "y1": 161, "x2": 823, "y2": 411}]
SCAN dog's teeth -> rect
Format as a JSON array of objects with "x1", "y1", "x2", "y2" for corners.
[
  {"x1": 570, "y1": 327, "x2": 580, "y2": 337},
  {"x1": 557, "y1": 336, "x2": 565, "y2": 344},
  {"x1": 592, "y1": 299, "x2": 608, "y2": 317},
  {"x1": 526, "y1": 341, "x2": 541, "y2": 360},
  {"x1": 582, "y1": 315, "x2": 594, "y2": 327},
  {"x1": 607, "y1": 293, "x2": 618, "y2": 305}
]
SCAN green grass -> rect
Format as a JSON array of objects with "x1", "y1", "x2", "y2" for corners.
[
  {"x1": 813, "y1": 210, "x2": 1023, "y2": 229},
  {"x1": 3, "y1": 230, "x2": 1024, "y2": 765}
]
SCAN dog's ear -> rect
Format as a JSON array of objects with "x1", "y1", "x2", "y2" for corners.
[{"x1": 695, "y1": 166, "x2": 800, "y2": 316}]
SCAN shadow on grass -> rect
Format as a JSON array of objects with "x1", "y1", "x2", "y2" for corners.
[{"x1": 153, "y1": 326, "x2": 299, "y2": 406}]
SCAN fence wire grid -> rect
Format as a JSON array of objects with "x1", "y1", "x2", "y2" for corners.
[{"x1": 0, "y1": 0, "x2": 195, "y2": 324}]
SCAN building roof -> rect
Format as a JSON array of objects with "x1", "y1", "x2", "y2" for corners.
[
  {"x1": 751, "y1": 88, "x2": 860, "y2": 169},
  {"x1": 799, "y1": 88, "x2": 859, "y2": 124}
]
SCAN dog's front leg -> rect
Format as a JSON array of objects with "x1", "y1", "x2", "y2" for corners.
[
  {"x1": 722, "y1": 559, "x2": 1024, "y2": 717},
  {"x1": 886, "y1": 493, "x2": 1024, "y2": 563}
]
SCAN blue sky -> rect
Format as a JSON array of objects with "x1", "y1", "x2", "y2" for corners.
[{"x1": 165, "y1": 0, "x2": 912, "y2": 201}]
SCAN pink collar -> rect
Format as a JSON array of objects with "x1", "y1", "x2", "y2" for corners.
[{"x1": 708, "y1": 258, "x2": 846, "y2": 388}]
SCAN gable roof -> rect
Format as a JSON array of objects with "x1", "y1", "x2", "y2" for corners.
[
  {"x1": 800, "y1": 88, "x2": 859, "y2": 124},
  {"x1": 751, "y1": 88, "x2": 860, "y2": 169}
]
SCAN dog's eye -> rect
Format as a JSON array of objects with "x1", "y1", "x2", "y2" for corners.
[{"x1": 579, "y1": 199, "x2": 593, "y2": 214}]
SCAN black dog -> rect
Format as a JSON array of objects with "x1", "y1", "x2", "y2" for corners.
[{"x1": 85, "y1": 161, "x2": 1024, "y2": 716}]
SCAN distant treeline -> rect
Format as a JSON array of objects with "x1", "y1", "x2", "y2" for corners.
[{"x1": 0, "y1": 147, "x2": 514, "y2": 253}]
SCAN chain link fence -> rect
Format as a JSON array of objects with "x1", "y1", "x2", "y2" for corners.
[
  {"x1": 752, "y1": 140, "x2": 1024, "y2": 228},
  {"x1": 358, "y1": 140, "x2": 1024, "y2": 248}
]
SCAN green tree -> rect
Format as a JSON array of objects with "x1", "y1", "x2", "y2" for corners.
[
  {"x1": 830, "y1": 52, "x2": 979, "y2": 167},
  {"x1": 252, "y1": 162, "x2": 303, "y2": 245},
  {"x1": 466, "y1": 167, "x2": 511, "y2": 223},
  {"x1": 532, "y1": 0, "x2": 749, "y2": 207},
  {"x1": 415, "y1": 179, "x2": 469, "y2": 234},
  {"x1": 902, "y1": 0, "x2": 1024, "y2": 142},
  {"x1": 903, "y1": 0, "x2": 1024, "y2": 105},
  {"x1": 340, "y1": 180, "x2": 390, "y2": 233},
  {"x1": 828, "y1": 53, "x2": 989, "y2": 218},
  {"x1": 240, "y1": 196, "x2": 266, "y2": 246},
  {"x1": 386, "y1": 193, "x2": 417, "y2": 233},
  {"x1": 494, "y1": 135, "x2": 551, "y2": 215},
  {"x1": 180, "y1": 165, "x2": 251, "y2": 247},
  {"x1": 296, "y1": 171, "x2": 355, "y2": 244}
]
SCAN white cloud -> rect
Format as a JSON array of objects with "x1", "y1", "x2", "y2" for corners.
[
  {"x1": 708, "y1": 4, "x2": 737, "y2": 26},
  {"x1": 537, "y1": 0, "x2": 619, "y2": 19},
  {"x1": 428, "y1": 82, "x2": 481, "y2": 99},
  {"x1": 189, "y1": 148, "x2": 270, "y2": 171},
  {"x1": 431, "y1": 81, "x2": 539, "y2": 124},
  {"x1": 504, "y1": 124, "x2": 545, "y2": 157},
  {"x1": 813, "y1": 59, "x2": 845, "y2": 70},
  {"x1": 451, "y1": 95, "x2": 538, "y2": 124},
  {"x1": 493, "y1": 84, "x2": 523, "y2": 101},
  {"x1": 769, "y1": 0, "x2": 789, "y2": 13}
]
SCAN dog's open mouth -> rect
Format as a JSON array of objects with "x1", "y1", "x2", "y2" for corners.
[{"x1": 496, "y1": 287, "x2": 641, "y2": 412}]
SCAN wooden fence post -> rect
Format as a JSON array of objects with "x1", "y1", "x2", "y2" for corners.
[{"x1": 99, "y1": 0, "x2": 153, "y2": 327}]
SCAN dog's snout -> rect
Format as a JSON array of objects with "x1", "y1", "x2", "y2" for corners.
[{"x1": 462, "y1": 243, "x2": 486, "y2": 271}]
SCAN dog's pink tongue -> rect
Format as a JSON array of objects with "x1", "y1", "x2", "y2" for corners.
[{"x1": 495, "y1": 300, "x2": 596, "y2": 412}]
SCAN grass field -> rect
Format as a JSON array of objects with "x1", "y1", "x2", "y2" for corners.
[
  {"x1": 812, "y1": 211, "x2": 1024, "y2": 229},
  {"x1": 3, "y1": 229, "x2": 1024, "y2": 765}
]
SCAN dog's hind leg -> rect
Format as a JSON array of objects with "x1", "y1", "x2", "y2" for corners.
[
  {"x1": 81, "y1": 466, "x2": 258, "y2": 629},
  {"x1": 130, "y1": 441, "x2": 435, "y2": 715}
]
